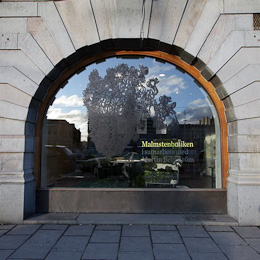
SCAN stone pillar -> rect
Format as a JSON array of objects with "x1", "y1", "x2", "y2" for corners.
[
  {"x1": 227, "y1": 116, "x2": 260, "y2": 225},
  {"x1": 228, "y1": 171, "x2": 260, "y2": 225},
  {"x1": 0, "y1": 83, "x2": 37, "y2": 223},
  {"x1": 0, "y1": 172, "x2": 35, "y2": 223},
  {"x1": 0, "y1": 133, "x2": 36, "y2": 223}
]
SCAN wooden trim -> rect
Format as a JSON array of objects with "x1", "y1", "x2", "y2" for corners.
[{"x1": 35, "y1": 50, "x2": 228, "y2": 189}]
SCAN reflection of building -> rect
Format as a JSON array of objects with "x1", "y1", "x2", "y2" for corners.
[
  {"x1": 81, "y1": 141, "x2": 88, "y2": 149},
  {"x1": 47, "y1": 120, "x2": 81, "y2": 150},
  {"x1": 199, "y1": 116, "x2": 213, "y2": 125},
  {"x1": 139, "y1": 117, "x2": 157, "y2": 140},
  {"x1": 178, "y1": 117, "x2": 215, "y2": 176},
  {"x1": 178, "y1": 117, "x2": 215, "y2": 151}
]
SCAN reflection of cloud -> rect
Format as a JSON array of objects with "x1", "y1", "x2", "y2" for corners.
[
  {"x1": 155, "y1": 85, "x2": 178, "y2": 96},
  {"x1": 177, "y1": 105, "x2": 212, "y2": 125},
  {"x1": 188, "y1": 98, "x2": 207, "y2": 106},
  {"x1": 52, "y1": 95, "x2": 83, "y2": 107},
  {"x1": 47, "y1": 107, "x2": 88, "y2": 141},
  {"x1": 147, "y1": 73, "x2": 187, "y2": 97},
  {"x1": 148, "y1": 62, "x2": 172, "y2": 76},
  {"x1": 150, "y1": 106, "x2": 155, "y2": 117},
  {"x1": 159, "y1": 75, "x2": 187, "y2": 89}
]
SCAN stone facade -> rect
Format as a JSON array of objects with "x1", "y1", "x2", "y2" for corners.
[{"x1": 0, "y1": 0, "x2": 260, "y2": 224}]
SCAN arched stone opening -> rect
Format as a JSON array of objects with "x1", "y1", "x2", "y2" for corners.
[{"x1": 25, "y1": 39, "x2": 229, "y2": 214}]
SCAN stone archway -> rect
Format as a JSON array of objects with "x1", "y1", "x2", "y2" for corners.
[{"x1": 27, "y1": 41, "x2": 228, "y2": 214}]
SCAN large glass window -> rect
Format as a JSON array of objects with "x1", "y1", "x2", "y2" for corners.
[{"x1": 41, "y1": 57, "x2": 221, "y2": 189}]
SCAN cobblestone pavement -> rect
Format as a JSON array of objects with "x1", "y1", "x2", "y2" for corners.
[{"x1": 0, "y1": 222, "x2": 260, "y2": 260}]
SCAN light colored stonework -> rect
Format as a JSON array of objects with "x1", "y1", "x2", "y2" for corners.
[
  {"x1": 0, "y1": 0, "x2": 259, "y2": 225},
  {"x1": 38, "y1": 1, "x2": 75, "y2": 57},
  {"x1": 0, "y1": 50, "x2": 45, "y2": 84},
  {"x1": 0, "y1": 84, "x2": 32, "y2": 108},
  {"x1": 0, "y1": 18, "x2": 27, "y2": 34},
  {"x1": 148, "y1": 0, "x2": 186, "y2": 44},
  {"x1": 0, "y1": 67, "x2": 38, "y2": 96},
  {"x1": 185, "y1": 0, "x2": 223, "y2": 58},
  {"x1": 174, "y1": 0, "x2": 207, "y2": 50},
  {"x1": 0, "y1": 2, "x2": 37, "y2": 16},
  {"x1": 27, "y1": 17, "x2": 64, "y2": 65}
]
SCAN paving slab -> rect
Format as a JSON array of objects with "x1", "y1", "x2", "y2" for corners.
[
  {"x1": 0, "y1": 235, "x2": 30, "y2": 250},
  {"x1": 0, "y1": 220, "x2": 259, "y2": 260},
  {"x1": 219, "y1": 244, "x2": 260, "y2": 260},
  {"x1": 24, "y1": 213, "x2": 78, "y2": 225},
  {"x1": 233, "y1": 227, "x2": 260, "y2": 239},
  {"x1": 24, "y1": 214, "x2": 238, "y2": 226},
  {"x1": 53, "y1": 236, "x2": 90, "y2": 251},
  {"x1": 153, "y1": 244, "x2": 190, "y2": 260},
  {"x1": 0, "y1": 250, "x2": 13, "y2": 260},
  {"x1": 122, "y1": 225, "x2": 149, "y2": 237},
  {"x1": 77, "y1": 214, "x2": 185, "y2": 225},
  {"x1": 209, "y1": 232, "x2": 247, "y2": 246},
  {"x1": 27, "y1": 230, "x2": 64, "y2": 244},
  {"x1": 90, "y1": 230, "x2": 120, "y2": 243},
  {"x1": 151, "y1": 231, "x2": 182, "y2": 244},
  {"x1": 40, "y1": 224, "x2": 68, "y2": 230},
  {"x1": 7, "y1": 225, "x2": 41, "y2": 235},
  {"x1": 0, "y1": 225, "x2": 15, "y2": 230},
  {"x1": 183, "y1": 238, "x2": 221, "y2": 253},
  {"x1": 182, "y1": 214, "x2": 238, "y2": 226},
  {"x1": 24, "y1": 220, "x2": 78, "y2": 225},
  {"x1": 9, "y1": 242, "x2": 54, "y2": 259},
  {"x1": 45, "y1": 249, "x2": 82, "y2": 260},
  {"x1": 95, "y1": 225, "x2": 121, "y2": 231},
  {"x1": 190, "y1": 252, "x2": 228, "y2": 260},
  {"x1": 177, "y1": 226, "x2": 209, "y2": 238},
  {"x1": 64, "y1": 225, "x2": 94, "y2": 236},
  {"x1": 205, "y1": 226, "x2": 233, "y2": 232},
  {"x1": 0, "y1": 230, "x2": 7, "y2": 237},
  {"x1": 212, "y1": 215, "x2": 238, "y2": 225},
  {"x1": 150, "y1": 225, "x2": 176, "y2": 231},
  {"x1": 82, "y1": 243, "x2": 118, "y2": 260},
  {"x1": 120, "y1": 236, "x2": 152, "y2": 251},
  {"x1": 118, "y1": 251, "x2": 154, "y2": 260},
  {"x1": 245, "y1": 238, "x2": 260, "y2": 253}
]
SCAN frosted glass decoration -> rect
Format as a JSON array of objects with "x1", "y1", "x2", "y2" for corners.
[{"x1": 83, "y1": 64, "x2": 178, "y2": 157}]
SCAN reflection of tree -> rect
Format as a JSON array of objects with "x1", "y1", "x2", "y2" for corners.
[
  {"x1": 83, "y1": 63, "x2": 178, "y2": 157},
  {"x1": 154, "y1": 95, "x2": 177, "y2": 131}
]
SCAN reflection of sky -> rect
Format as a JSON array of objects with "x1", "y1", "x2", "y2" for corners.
[{"x1": 47, "y1": 57, "x2": 214, "y2": 141}]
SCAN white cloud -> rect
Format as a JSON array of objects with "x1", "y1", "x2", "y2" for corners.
[
  {"x1": 47, "y1": 108, "x2": 88, "y2": 141},
  {"x1": 52, "y1": 95, "x2": 83, "y2": 107}
]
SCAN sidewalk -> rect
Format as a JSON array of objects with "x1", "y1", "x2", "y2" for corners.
[{"x1": 0, "y1": 214, "x2": 259, "y2": 260}]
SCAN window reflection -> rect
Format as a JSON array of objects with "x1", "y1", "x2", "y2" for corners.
[{"x1": 41, "y1": 57, "x2": 220, "y2": 189}]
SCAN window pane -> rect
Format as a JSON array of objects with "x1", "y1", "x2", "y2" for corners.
[{"x1": 41, "y1": 57, "x2": 221, "y2": 189}]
